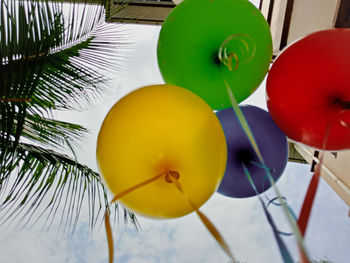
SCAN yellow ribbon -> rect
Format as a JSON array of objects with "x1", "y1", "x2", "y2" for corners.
[{"x1": 104, "y1": 171, "x2": 237, "y2": 263}]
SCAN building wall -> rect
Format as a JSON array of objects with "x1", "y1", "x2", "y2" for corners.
[
  {"x1": 294, "y1": 144, "x2": 350, "y2": 209},
  {"x1": 287, "y1": 0, "x2": 340, "y2": 44}
]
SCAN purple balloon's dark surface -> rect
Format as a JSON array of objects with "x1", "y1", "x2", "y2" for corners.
[{"x1": 216, "y1": 105, "x2": 288, "y2": 198}]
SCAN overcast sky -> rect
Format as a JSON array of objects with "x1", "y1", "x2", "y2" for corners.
[{"x1": 1, "y1": 2, "x2": 350, "y2": 263}]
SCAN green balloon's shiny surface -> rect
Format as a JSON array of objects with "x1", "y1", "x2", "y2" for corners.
[{"x1": 157, "y1": 0, "x2": 272, "y2": 110}]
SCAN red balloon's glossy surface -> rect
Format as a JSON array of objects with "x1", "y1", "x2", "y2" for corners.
[{"x1": 267, "y1": 29, "x2": 350, "y2": 150}]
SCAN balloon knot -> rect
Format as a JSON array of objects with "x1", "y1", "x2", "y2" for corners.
[
  {"x1": 219, "y1": 51, "x2": 239, "y2": 71},
  {"x1": 165, "y1": 171, "x2": 180, "y2": 183},
  {"x1": 334, "y1": 98, "x2": 350, "y2": 110}
]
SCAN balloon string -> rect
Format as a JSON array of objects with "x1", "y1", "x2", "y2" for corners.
[
  {"x1": 266, "y1": 197, "x2": 298, "y2": 221},
  {"x1": 296, "y1": 120, "x2": 331, "y2": 263},
  {"x1": 242, "y1": 163, "x2": 294, "y2": 263},
  {"x1": 296, "y1": 161, "x2": 322, "y2": 263},
  {"x1": 222, "y1": 78, "x2": 264, "y2": 163},
  {"x1": 104, "y1": 172, "x2": 167, "y2": 263},
  {"x1": 220, "y1": 74, "x2": 310, "y2": 261},
  {"x1": 223, "y1": 52, "x2": 239, "y2": 71},
  {"x1": 110, "y1": 172, "x2": 166, "y2": 203},
  {"x1": 297, "y1": 154, "x2": 322, "y2": 237},
  {"x1": 105, "y1": 212, "x2": 114, "y2": 263},
  {"x1": 218, "y1": 34, "x2": 257, "y2": 71},
  {"x1": 265, "y1": 196, "x2": 296, "y2": 237},
  {"x1": 249, "y1": 160, "x2": 298, "y2": 236},
  {"x1": 165, "y1": 172, "x2": 237, "y2": 263},
  {"x1": 295, "y1": 155, "x2": 324, "y2": 263},
  {"x1": 249, "y1": 160, "x2": 274, "y2": 194},
  {"x1": 250, "y1": 160, "x2": 274, "y2": 173}
]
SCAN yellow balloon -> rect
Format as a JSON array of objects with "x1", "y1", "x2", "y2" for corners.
[{"x1": 96, "y1": 84, "x2": 227, "y2": 219}]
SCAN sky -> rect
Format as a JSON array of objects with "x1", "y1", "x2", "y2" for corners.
[{"x1": 1, "y1": 2, "x2": 350, "y2": 263}]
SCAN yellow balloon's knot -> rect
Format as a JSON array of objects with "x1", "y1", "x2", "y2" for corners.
[{"x1": 165, "y1": 170, "x2": 180, "y2": 183}]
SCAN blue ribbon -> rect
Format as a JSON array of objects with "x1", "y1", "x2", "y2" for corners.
[{"x1": 242, "y1": 164, "x2": 294, "y2": 263}]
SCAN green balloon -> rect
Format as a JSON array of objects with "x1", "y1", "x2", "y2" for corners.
[{"x1": 157, "y1": 0, "x2": 272, "y2": 110}]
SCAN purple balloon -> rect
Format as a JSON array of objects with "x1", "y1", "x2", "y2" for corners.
[{"x1": 216, "y1": 105, "x2": 288, "y2": 198}]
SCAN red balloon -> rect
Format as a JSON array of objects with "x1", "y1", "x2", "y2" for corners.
[{"x1": 267, "y1": 29, "x2": 350, "y2": 150}]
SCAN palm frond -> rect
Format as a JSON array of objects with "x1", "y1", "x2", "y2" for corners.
[
  {"x1": 21, "y1": 113, "x2": 88, "y2": 156},
  {"x1": 29, "y1": 22, "x2": 129, "y2": 112},
  {"x1": 0, "y1": 0, "x2": 129, "y2": 163},
  {"x1": 1, "y1": 0, "x2": 63, "y2": 95},
  {"x1": 1, "y1": 0, "x2": 128, "y2": 112},
  {"x1": 0, "y1": 0, "x2": 138, "y2": 232},
  {"x1": 0, "y1": 140, "x2": 138, "y2": 233},
  {"x1": 0, "y1": 101, "x2": 28, "y2": 168},
  {"x1": 0, "y1": 109, "x2": 87, "y2": 155}
]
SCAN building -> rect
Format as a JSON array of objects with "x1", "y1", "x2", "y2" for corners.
[{"x1": 106, "y1": 0, "x2": 175, "y2": 25}]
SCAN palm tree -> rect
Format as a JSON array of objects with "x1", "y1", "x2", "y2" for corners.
[{"x1": 0, "y1": 0, "x2": 137, "y2": 233}]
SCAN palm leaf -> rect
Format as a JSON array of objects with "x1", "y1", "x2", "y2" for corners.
[
  {"x1": 21, "y1": 113, "x2": 88, "y2": 157},
  {"x1": 0, "y1": 140, "x2": 138, "y2": 233},
  {"x1": 0, "y1": 110, "x2": 87, "y2": 156},
  {"x1": 29, "y1": 22, "x2": 128, "y2": 112},
  {"x1": 2, "y1": 0, "x2": 128, "y2": 112},
  {"x1": 0, "y1": 0, "x2": 137, "y2": 231}
]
